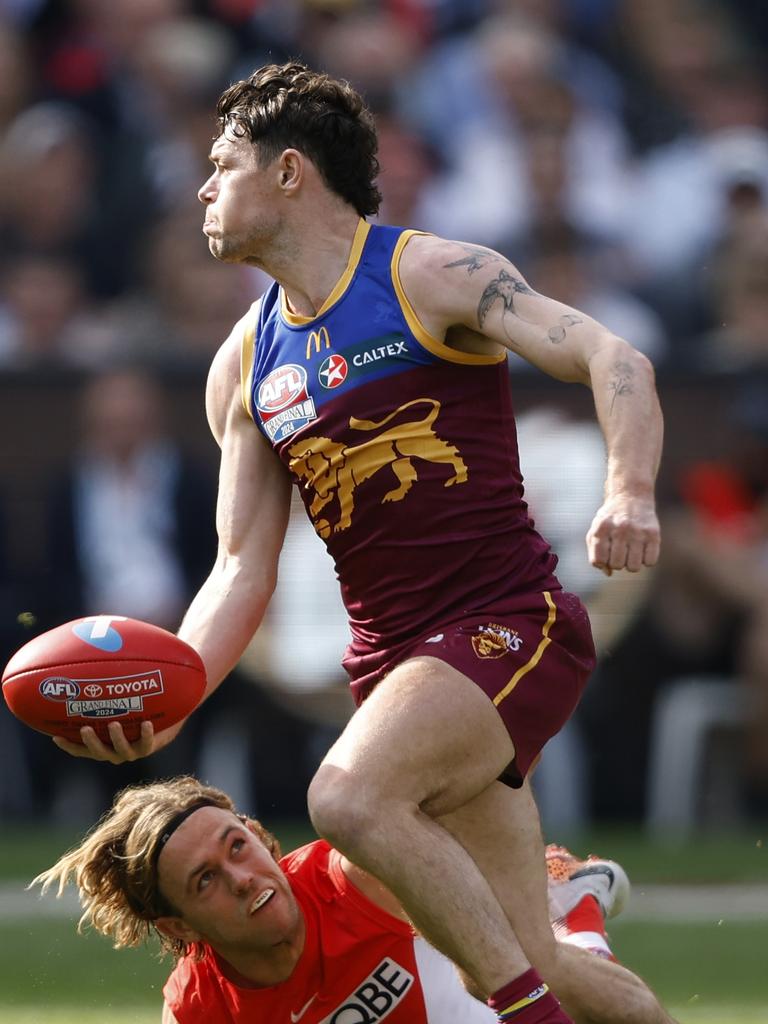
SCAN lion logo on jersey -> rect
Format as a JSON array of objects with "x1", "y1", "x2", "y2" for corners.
[{"x1": 288, "y1": 398, "x2": 468, "y2": 538}]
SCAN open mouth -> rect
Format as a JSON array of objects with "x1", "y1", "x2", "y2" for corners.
[{"x1": 249, "y1": 888, "x2": 276, "y2": 913}]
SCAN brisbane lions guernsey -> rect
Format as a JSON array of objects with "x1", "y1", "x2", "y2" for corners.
[
  {"x1": 163, "y1": 840, "x2": 495, "y2": 1023},
  {"x1": 240, "y1": 220, "x2": 559, "y2": 697}
]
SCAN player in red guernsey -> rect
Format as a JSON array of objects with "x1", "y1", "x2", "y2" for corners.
[
  {"x1": 56, "y1": 63, "x2": 672, "y2": 1023},
  {"x1": 35, "y1": 777, "x2": 631, "y2": 1024}
]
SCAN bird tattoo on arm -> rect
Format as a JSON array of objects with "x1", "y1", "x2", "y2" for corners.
[{"x1": 477, "y1": 268, "x2": 536, "y2": 328}]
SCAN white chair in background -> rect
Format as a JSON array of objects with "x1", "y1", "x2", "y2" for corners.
[{"x1": 646, "y1": 676, "x2": 746, "y2": 839}]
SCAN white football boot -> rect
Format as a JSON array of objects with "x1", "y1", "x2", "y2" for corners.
[{"x1": 545, "y1": 844, "x2": 631, "y2": 923}]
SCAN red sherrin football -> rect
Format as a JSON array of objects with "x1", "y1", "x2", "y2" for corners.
[{"x1": 2, "y1": 616, "x2": 206, "y2": 743}]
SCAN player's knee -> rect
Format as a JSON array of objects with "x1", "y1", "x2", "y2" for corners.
[{"x1": 307, "y1": 765, "x2": 375, "y2": 854}]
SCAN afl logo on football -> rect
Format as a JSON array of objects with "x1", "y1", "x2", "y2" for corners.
[
  {"x1": 40, "y1": 677, "x2": 78, "y2": 701},
  {"x1": 257, "y1": 365, "x2": 308, "y2": 412},
  {"x1": 318, "y1": 354, "x2": 348, "y2": 389}
]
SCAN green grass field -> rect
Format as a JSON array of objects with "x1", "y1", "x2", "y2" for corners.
[
  {"x1": 1, "y1": 823, "x2": 766, "y2": 1023},
  {"x1": 1, "y1": 917, "x2": 765, "y2": 1023}
]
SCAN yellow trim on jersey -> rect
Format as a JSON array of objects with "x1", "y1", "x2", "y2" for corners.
[
  {"x1": 281, "y1": 218, "x2": 371, "y2": 325},
  {"x1": 493, "y1": 592, "x2": 557, "y2": 707},
  {"x1": 391, "y1": 230, "x2": 505, "y2": 366},
  {"x1": 499, "y1": 983, "x2": 550, "y2": 1016},
  {"x1": 240, "y1": 308, "x2": 257, "y2": 421}
]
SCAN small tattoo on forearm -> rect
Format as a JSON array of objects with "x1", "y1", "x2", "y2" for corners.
[
  {"x1": 546, "y1": 314, "x2": 583, "y2": 344},
  {"x1": 477, "y1": 268, "x2": 535, "y2": 327},
  {"x1": 608, "y1": 360, "x2": 634, "y2": 412},
  {"x1": 444, "y1": 244, "x2": 504, "y2": 275}
]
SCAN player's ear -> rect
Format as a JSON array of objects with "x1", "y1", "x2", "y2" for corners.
[
  {"x1": 277, "y1": 149, "x2": 303, "y2": 193},
  {"x1": 155, "y1": 915, "x2": 202, "y2": 945}
]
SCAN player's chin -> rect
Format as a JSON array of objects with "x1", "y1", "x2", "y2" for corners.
[
  {"x1": 208, "y1": 239, "x2": 245, "y2": 264},
  {"x1": 206, "y1": 238, "x2": 226, "y2": 260}
]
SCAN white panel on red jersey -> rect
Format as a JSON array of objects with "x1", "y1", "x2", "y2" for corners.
[{"x1": 412, "y1": 937, "x2": 496, "y2": 1022}]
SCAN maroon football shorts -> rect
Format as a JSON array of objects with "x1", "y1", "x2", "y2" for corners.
[{"x1": 344, "y1": 589, "x2": 596, "y2": 787}]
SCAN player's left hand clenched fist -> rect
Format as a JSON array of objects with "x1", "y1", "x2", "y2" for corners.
[{"x1": 586, "y1": 494, "x2": 660, "y2": 575}]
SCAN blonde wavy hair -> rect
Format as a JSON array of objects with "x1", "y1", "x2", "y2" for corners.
[{"x1": 31, "y1": 776, "x2": 281, "y2": 960}]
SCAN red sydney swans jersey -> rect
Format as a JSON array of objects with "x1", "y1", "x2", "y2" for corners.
[{"x1": 163, "y1": 840, "x2": 494, "y2": 1023}]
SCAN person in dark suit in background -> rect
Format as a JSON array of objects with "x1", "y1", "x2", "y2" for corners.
[{"x1": 44, "y1": 367, "x2": 215, "y2": 632}]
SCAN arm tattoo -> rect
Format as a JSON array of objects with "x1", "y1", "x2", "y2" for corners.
[
  {"x1": 608, "y1": 360, "x2": 635, "y2": 413},
  {"x1": 443, "y1": 244, "x2": 505, "y2": 276},
  {"x1": 546, "y1": 313, "x2": 584, "y2": 344},
  {"x1": 477, "y1": 268, "x2": 535, "y2": 328}
]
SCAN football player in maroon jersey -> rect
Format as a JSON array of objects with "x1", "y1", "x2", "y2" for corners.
[{"x1": 55, "y1": 63, "x2": 669, "y2": 1024}]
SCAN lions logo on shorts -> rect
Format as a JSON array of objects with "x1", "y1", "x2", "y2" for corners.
[{"x1": 471, "y1": 623, "x2": 523, "y2": 659}]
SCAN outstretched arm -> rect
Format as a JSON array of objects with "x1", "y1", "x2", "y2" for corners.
[
  {"x1": 399, "y1": 236, "x2": 663, "y2": 575},
  {"x1": 176, "y1": 328, "x2": 292, "y2": 692},
  {"x1": 54, "y1": 325, "x2": 292, "y2": 763}
]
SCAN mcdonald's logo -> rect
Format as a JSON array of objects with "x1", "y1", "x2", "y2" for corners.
[{"x1": 306, "y1": 326, "x2": 331, "y2": 360}]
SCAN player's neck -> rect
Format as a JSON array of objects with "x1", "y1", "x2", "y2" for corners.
[
  {"x1": 213, "y1": 914, "x2": 307, "y2": 988},
  {"x1": 268, "y1": 203, "x2": 362, "y2": 318}
]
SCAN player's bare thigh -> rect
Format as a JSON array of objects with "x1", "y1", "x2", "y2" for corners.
[{"x1": 318, "y1": 655, "x2": 516, "y2": 817}]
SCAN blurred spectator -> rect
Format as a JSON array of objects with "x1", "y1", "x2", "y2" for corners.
[
  {"x1": 0, "y1": 101, "x2": 143, "y2": 297},
  {"x1": 615, "y1": 0, "x2": 746, "y2": 151},
  {"x1": 620, "y1": 0, "x2": 751, "y2": 132},
  {"x1": 579, "y1": 378, "x2": 768, "y2": 821},
  {"x1": 406, "y1": 12, "x2": 631, "y2": 251},
  {"x1": 676, "y1": 379, "x2": 768, "y2": 809},
  {"x1": 405, "y1": 4, "x2": 624, "y2": 151},
  {"x1": 0, "y1": 254, "x2": 116, "y2": 367},
  {"x1": 33, "y1": 0, "x2": 184, "y2": 123},
  {"x1": 103, "y1": 206, "x2": 257, "y2": 366},
  {"x1": 516, "y1": 407, "x2": 652, "y2": 829},
  {"x1": 694, "y1": 209, "x2": 768, "y2": 372},
  {"x1": 617, "y1": 0, "x2": 768, "y2": 311},
  {"x1": 42, "y1": 366, "x2": 216, "y2": 631},
  {"x1": 523, "y1": 223, "x2": 668, "y2": 365},
  {"x1": 625, "y1": 123, "x2": 768, "y2": 289},
  {"x1": 126, "y1": 15, "x2": 236, "y2": 209},
  {"x1": 309, "y1": 6, "x2": 426, "y2": 112},
  {"x1": 373, "y1": 113, "x2": 443, "y2": 230}
]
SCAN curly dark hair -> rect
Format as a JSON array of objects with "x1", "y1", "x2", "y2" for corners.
[
  {"x1": 32, "y1": 776, "x2": 282, "y2": 961},
  {"x1": 216, "y1": 61, "x2": 382, "y2": 217}
]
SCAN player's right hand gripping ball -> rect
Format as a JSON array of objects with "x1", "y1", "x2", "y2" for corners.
[{"x1": 2, "y1": 616, "x2": 206, "y2": 742}]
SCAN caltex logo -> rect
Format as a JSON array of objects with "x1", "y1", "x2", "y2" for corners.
[{"x1": 318, "y1": 353, "x2": 348, "y2": 389}]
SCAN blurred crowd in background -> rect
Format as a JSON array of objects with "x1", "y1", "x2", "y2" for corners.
[{"x1": 1, "y1": 0, "x2": 768, "y2": 835}]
